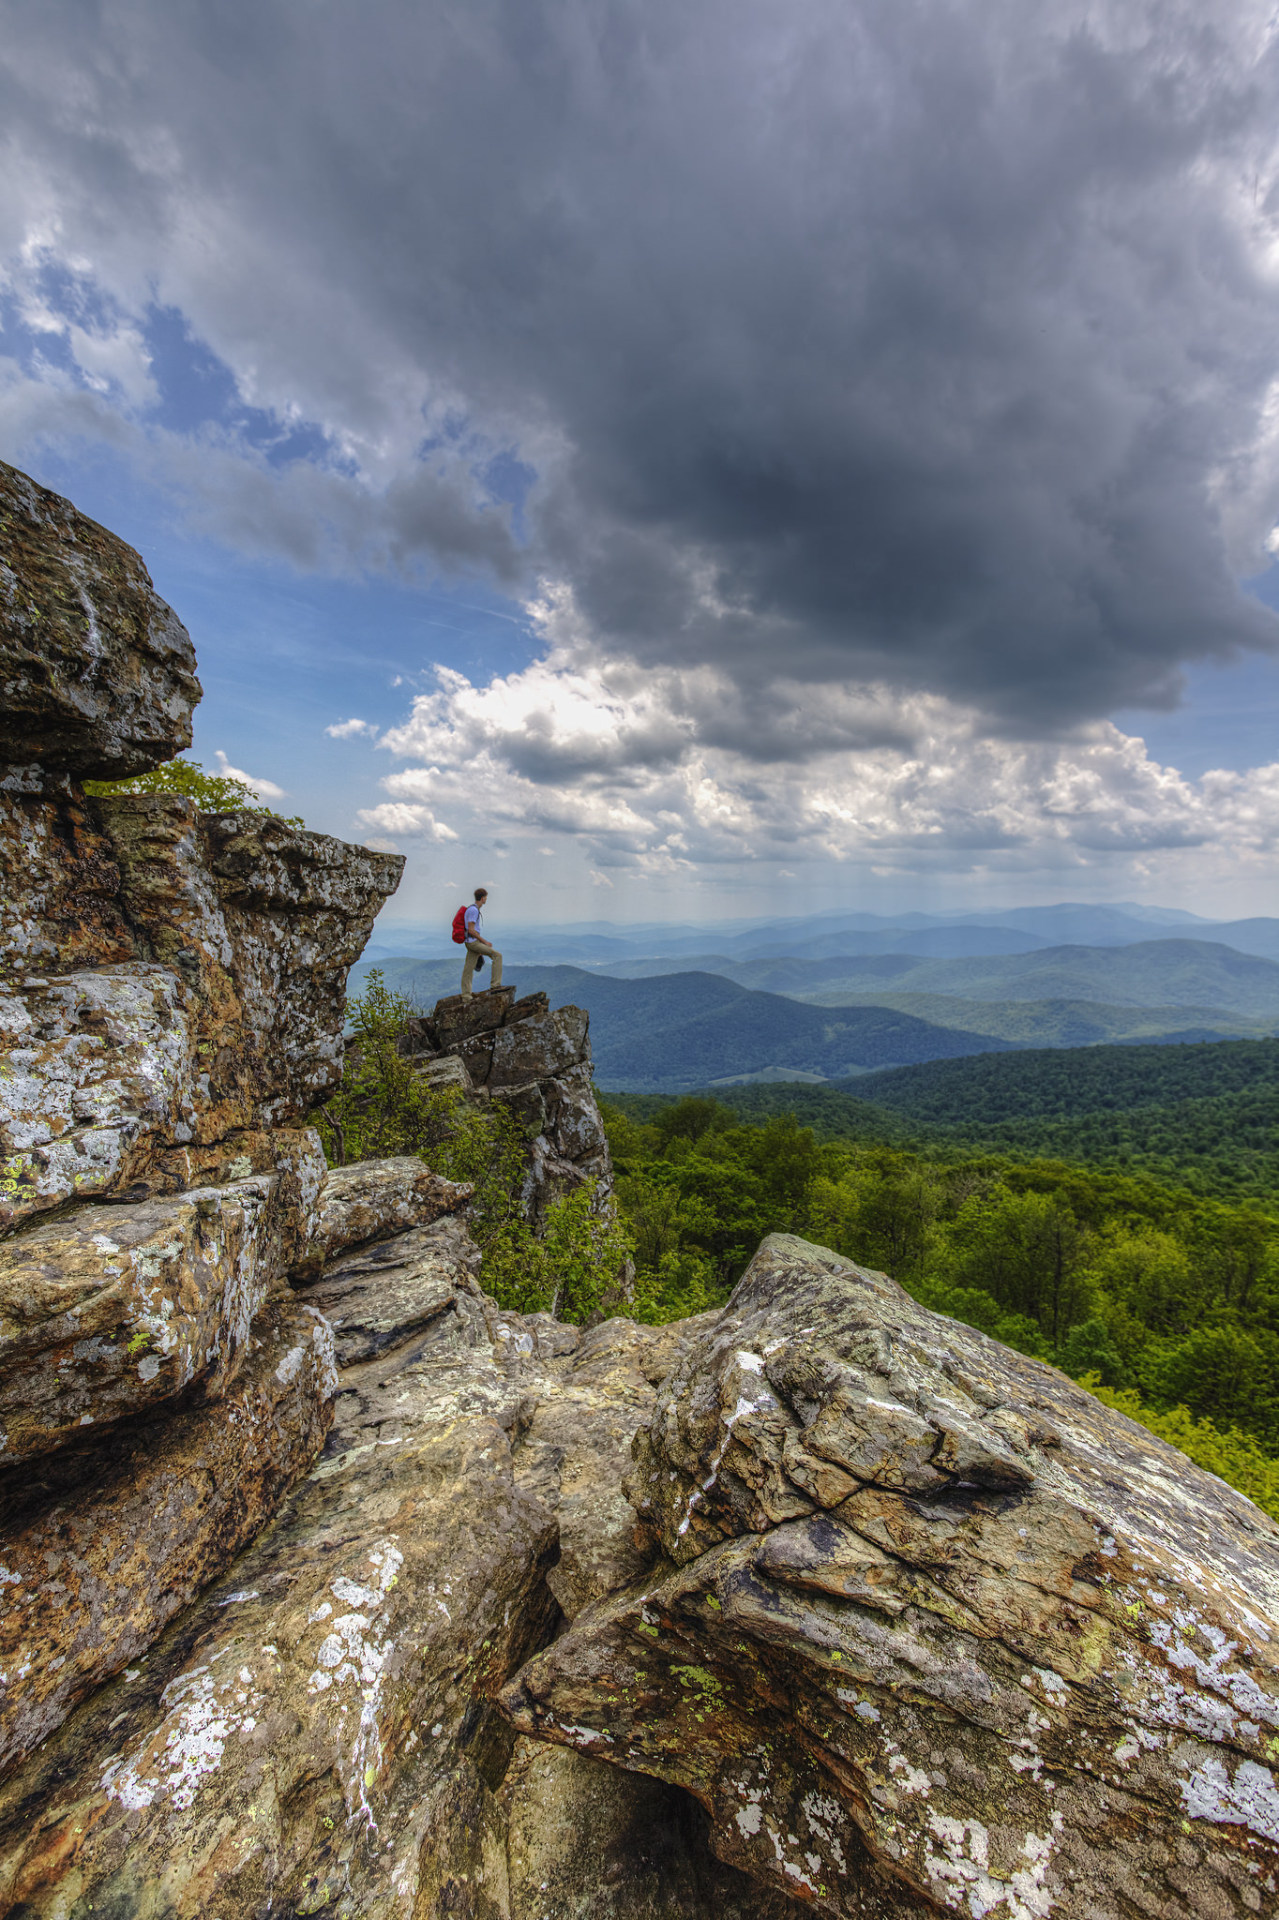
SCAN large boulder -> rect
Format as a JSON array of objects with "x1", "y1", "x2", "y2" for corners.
[
  {"x1": 0, "y1": 963, "x2": 199, "y2": 1230},
  {"x1": 0, "y1": 457, "x2": 201, "y2": 779},
  {"x1": 301, "y1": 1155, "x2": 473, "y2": 1273},
  {"x1": 96, "y1": 794, "x2": 405, "y2": 1130},
  {"x1": 502, "y1": 1235, "x2": 1279, "y2": 1919},
  {"x1": 0, "y1": 1176, "x2": 300, "y2": 1462}
]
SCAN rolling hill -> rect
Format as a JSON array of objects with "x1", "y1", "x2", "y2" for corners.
[
  {"x1": 772, "y1": 992, "x2": 1265, "y2": 1047},
  {"x1": 350, "y1": 959, "x2": 1018, "y2": 1090},
  {"x1": 654, "y1": 1037, "x2": 1279, "y2": 1198},
  {"x1": 728, "y1": 940, "x2": 1279, "y2": 1020},
  {"x1": 364, "y1": 900, "x2": 1279, "y2": 968}
]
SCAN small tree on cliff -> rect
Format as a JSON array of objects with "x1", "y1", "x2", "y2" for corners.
[{"x1": 85, "y1": 755, "x2": 304, "y2": 824}]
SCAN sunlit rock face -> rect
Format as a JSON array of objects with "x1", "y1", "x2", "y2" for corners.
[
  {"x1": 504, "y1": 1233, "x2": 1279, "y2": 1919},
  {"x1": 0, "y1": 1218, "x2": 797, "y2": 1920},
  {"x1": 7, "y1": 458, "x2": 1279, "y2": 1920}
]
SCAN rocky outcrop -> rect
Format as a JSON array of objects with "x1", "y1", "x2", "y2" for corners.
[
  {"x1": 0, "y1": 458, "x2": 201, "y2": 778},
  {"x1": 0, "y1": 1214, "x2": 797, "y2": 1919},
  {"x1": 0, "y1": 1295, "x2": 335, "y2": 1773},
  {"x1": 0, "y1": 1173, "x2": 307, "y2": 1461},
  {"x1": 504, "y1": 1233, "x2": 1279, "y2": 1918},
  {"x1": 303, "y1": 1155, "x2": 472, "y2": 1273},
  {"x1": 7, "y1": 460, "x2": 1279, "y2": 1920},
  {"x1": 0, "y1": 462, "x2": 456, "y2": 1781},
  {"x1": 404, "y1": 987, "x2": 613, "y2": 1224}
]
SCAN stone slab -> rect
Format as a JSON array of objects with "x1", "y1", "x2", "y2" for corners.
[
  {"x1": 0, "y1": 963, "x2": 198, "y2": 1231},
  {"x1": 97, "y1": 795, "x2": 404, "y2": 1125},
  {"x1": 0, "y1": 1177, "x2": 287, "y2": 1462},
  {"x1": 503, "y1": 1234, "x2": 1279, "y2": 1919},
  {"x1": 486, "y1": 1009, "x2": 589, "y2": 1091},
  {"x1": 0, "y1": 1222, "x2": 741, "y2": 1919},
  {"x1": 303, "y1": 1155, "x2": 472, "y2": 1272},
  {"x1": 299, "y1": 1218, "x2": 477, "y2": 1366}
]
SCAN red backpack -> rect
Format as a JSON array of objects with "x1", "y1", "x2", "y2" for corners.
[{"x1": 451, "y1": 904, "x2": 469, "y2": 944}]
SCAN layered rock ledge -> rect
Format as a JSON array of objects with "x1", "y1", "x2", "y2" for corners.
[
  {"x1": 504, "y1": 1233, "x2": 1279, "y2": 1918},
  {"x1": 402, "y1": 986, "x2": 612, "y2": 1224}
]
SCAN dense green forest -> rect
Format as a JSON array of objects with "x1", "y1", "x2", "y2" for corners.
[
  {"x1": 685, "y1": 1038, "x2": 1279, "y2": 1198},
  {"x1": 602, "y1": 1089, "x2": 1279, "y2": 1518}
]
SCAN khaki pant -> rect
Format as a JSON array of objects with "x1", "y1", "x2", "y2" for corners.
[{"x1": 461, "y1": 938, "x2": 502, "y2": 996}]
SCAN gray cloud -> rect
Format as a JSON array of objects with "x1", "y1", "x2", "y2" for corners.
[{"x1": 5, "y1": 0, "x2": 1279, "y2": 735}]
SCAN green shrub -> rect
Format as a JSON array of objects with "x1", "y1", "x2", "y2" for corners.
[{"x1": 84, "y1": 755, "x2": 304, "y2": 825}]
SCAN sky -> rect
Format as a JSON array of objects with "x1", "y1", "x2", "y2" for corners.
[{"x1": 7, "y1": 1, "x2": 1279, "y2": 930}]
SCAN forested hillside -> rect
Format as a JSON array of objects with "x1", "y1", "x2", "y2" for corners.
[{"x1": 688, "y1": 1038, "x2": 1279, "y2": 1197}]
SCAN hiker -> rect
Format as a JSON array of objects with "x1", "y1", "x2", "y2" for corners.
[{"x1": 455, "y1": 886, "x2": 503, "y2": 997}]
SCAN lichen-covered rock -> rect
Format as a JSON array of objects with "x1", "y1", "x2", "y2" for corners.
[
  {"x1": 0, "y1": 457, "x2": 201, "y2": 778},
  {"x1": 0, "y1": 792, "x2": 402, "y2": 1232},
  {"x1": 0, "y1": 1296, "x2": 336, "y2": 1774},
  {"x1": 503, "y1": 1234, "x2": 1279, "y2": 1919},
  {"x1": 206, "y1": 809, "x2": 404, "y2": 1123},
  {"x1": 299, "y1": 1217, "x2": 479, "y2": 1366},
  {"x1": 98, "y1": 794, "x2": 404, "y2": 1129},
  {"x1": 0, "y1": 1216, "x2": 785, "y2": 1919},
  {"x1": 0, "y1": 1177, "x2": 290, "y2": 1462},
  {"x1": 0, "y1": 770, "x2": 136, "y2": 983},
  {"x1": 485, "y1": 1008, "x2": 589, "y2": 1091},
  {"x1": 405, "y1": 989, "x2": 613, "y2": 1229},
  {"x1": 0, "y1": 1217, "x2": 557, "y2": 1917},
  {"x1": 117, "y1": 1125, "x2": 327, "y2": 1274},
  {"x1": 0, "y1": 963, "x2": 198, "y2": 1231},
  {"x1": 302, "y1": 1154, "x2": 473, "y2": 1273},
  {"x1": 410, "y1": 987, "x2": 517, "y2": 1054}
]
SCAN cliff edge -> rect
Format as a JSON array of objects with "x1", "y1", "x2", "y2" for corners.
[{"x1": 1, "y1": 461, "x2": 1277, "y2": 1920}]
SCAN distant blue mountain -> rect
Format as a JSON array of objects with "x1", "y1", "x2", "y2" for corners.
[
  {"x1": 351, "y1": 960, "x2": 1018, "y2": 1090},
  {"x1": 365, "y1": 899, "x2": 1278, "y2": 969}
]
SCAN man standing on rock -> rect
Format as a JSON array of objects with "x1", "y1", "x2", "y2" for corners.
[{"x1": 461, "y1": 887, "x2": 503, "y2": 996}]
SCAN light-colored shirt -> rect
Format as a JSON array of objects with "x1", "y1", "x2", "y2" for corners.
[{"x1": 464, "y1": 904, "x2": 483, "y2": 938}]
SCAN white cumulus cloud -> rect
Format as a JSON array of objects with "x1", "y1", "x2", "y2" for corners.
[
  {"x1": 367, "y1": 632, "x2": 1279, "y2": 890},
  {"x1": 214, "y1": 749, "x2": 286, "y2": 800}
]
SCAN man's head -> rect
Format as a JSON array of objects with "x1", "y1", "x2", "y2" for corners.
[{"x1": 474, "y1": 887, "x2": 488, "y2": 904}]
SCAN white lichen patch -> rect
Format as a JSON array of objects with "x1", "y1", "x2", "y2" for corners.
[
  {"x1": 675, "y1": 1354, "x2": 779, "y2": 1539},
  {"x1": 303, "y1": 1539, "x2": 405, "y2": 1830},
  {"x1": 924, "y1": 1814, "x2": 1058, "y2": 1919},
  {"x1": 101, "y1": 1665, "x2": 263, "y2": 1813},
  {"x1": 0, "y1": 966, "x2": 198, "y2": 1228},
  {"x1": 1181, "y1": 1754, "x2": 1279, "y2": 1843}
]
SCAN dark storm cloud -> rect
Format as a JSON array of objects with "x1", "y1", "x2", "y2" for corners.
[{"x1": 5, "y1": 0, "x2": 1279, "y2": 735}]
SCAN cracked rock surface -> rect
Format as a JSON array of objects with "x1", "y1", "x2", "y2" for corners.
[
  {"x1": 503, "y1": 1233, "x2": 1279, "y2": 1919},
  {"x1": 403, "y1": 988, "x2": 613, "y2": 1228},
  {"x1": 0, "y1": 1216, "x2": 798, "y2": 1919}
]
